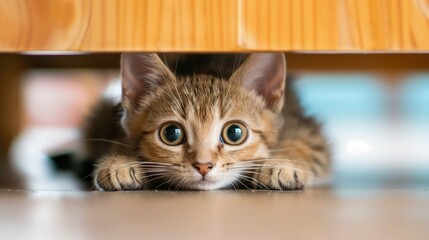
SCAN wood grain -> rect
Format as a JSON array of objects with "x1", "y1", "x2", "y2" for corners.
[
  {"x1": 0, "y1": 0, "x2": 429, "y2": 51},
  {"x1": 80, "y1": 0, "x2": 238, "y2": 51},
  {"x1": 0, "y1": 0, "x2": 90, "y2": 51}
]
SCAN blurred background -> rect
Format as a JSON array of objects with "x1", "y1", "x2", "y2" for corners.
[{"x1": 0, "y1": 53, "x2": 428, "y2": 190}]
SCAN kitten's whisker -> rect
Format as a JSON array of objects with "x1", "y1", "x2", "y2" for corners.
[
  {"x1": 233, "y1": 162, "x2": 311, "y2": 169},
  {"x1": 137, "y1": 163, "x2": 177, "y2": 168},
  {"x1": 79, "y1": 172, "x2": 96, "y2": 182},
  {"x1": 231, "y1": 159, "x2": 307, "y2": 166},
  {"x1": 181, "y1": 178, "x2": 192, "y2": 190},
  {"x1": 231, "y1": 158, "x2": 311, "y2": 165},
  {"x1": 229, "y1": 157, "x2": 296, "y2": 163},
  {"x1": 231, "y1": 161, "x2": 303, "y2": 168},
  {"x1": 143, "y1": 169, "x2": 171, "y2": 173},
  {"x1": 235, "y1": 173, "x2": 269, "y2": 190},
  {"x1": 232, "y1": 170, "x2": 272, "y2": 179},
  {"x1": 146, "y1": 164, "x2": 171, "y2": 170},
  {"x1": 144, "y1": 172, "x2": 171, "y2": 177},
  {"x1": 232, "y1": 164, "x2": 305, "y2": 169},
  {"x1": 143, "y1": 167, "x2": 171, "y2": 171},
  {"x1": 229, "y1": 181, "x2": 238, "y2": 191},
  {"x1": 143, "y1": 175, "x2": 169, "y2": 183},
  {"x1": 86, "y1": 139, "x2": 136, "y2": 149},
  {"x1": 141, "y1": 174, "x2": 170, "y2": 186},
  {"x1": 100, "y1": 161, "x2": 174, "y2": 176},
  {"x1": 166, "y1": 176, "x2": 180, "y2": 191},
  {"x1": 140, "y1": 174, "x2": 171, "y2": 186},
  {"x1": 141, "y1": 166, "x2": 177, "y2": 171},
  {"x1": 244, "y1": 157, "x2": 304, "y2": 162},
  {"x1": 236, "y1": 174, "x2": 269, "y2": 190},
  {"x1": 230, "y1": 182, "x2": 239, "y2": 191},
  {"x1": 174, "y1": 54, "x2": 180, "y2": 76},
  {"x1": 230, "y1": 182, "x2": 238, "y2": 191},
  {"x1": 154, "y1": 174, "x2": 177, "y2": 190},
  {"x1": 231, "y1": 166, "x2": 305, "y2": 173},
  {"x1": 109, "y1": 163, "x2": 159, "y2": 172},
  {"x1": 268, "y1": 145, "x2": 322, "y2": 152},
  {"x1": 116, "y1": 161, "x2": 176, "y2": 171},
  {"x1": 233, "y1": 178, "x2": 254, "y2": 191},
  {"x1": 100, "y1": 162, "x2": 140, "y2": 173},
  {"x1": 174, "y1": 177, "x2": 187, "y2": 191},
  {"x1": 169, "y1": 175, "x2": 185, "y2": 190},
  {"x1": 230, "y1": 163, "x2": 306, "y2": 170},
  {"x1": 137, "y1": 161, "x2": 175, "y2": 165}
]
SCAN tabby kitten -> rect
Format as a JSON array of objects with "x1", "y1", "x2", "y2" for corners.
[{"x1": 89, "y1": 53, "x2": 330, "y2": 191}]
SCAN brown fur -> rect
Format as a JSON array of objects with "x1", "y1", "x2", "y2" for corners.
[{"x1": 89, "y1": 53, "x2": 330, "y2": 191}]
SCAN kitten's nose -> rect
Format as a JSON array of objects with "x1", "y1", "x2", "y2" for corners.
[{"x1": 192, "y1": 163, "x2": 214, "y2": 176}]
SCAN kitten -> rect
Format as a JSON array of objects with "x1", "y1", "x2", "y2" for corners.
[{"x1": 87, "y1": 53, "x2": 330, "y2": 191}]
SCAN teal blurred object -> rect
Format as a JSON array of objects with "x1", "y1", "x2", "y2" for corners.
[
  {"x1": 400, "y1": 74, "x2": 429, "y2": 121},
  {"x1": 293, "y1": 74, "x2": 429, "y2": 188}
]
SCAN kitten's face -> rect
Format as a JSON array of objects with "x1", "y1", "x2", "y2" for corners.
[{"x1": 121, "y1": 53, "x2": 286, "y2": 190}]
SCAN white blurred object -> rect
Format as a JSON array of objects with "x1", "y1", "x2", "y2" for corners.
[
  {"x1": 347, "y1": 140, "x2": 370, "y2": 155},
  {"x1": 102, "y1": 77, "x2": 122, "y2": 104},
  {"x1": 11, "y1": 127, "x2": 82, "y2": 191}
]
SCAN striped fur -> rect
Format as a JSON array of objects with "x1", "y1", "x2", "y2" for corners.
[{"x1": 88, "y1": 53, "x2": 330, "y2": 191}]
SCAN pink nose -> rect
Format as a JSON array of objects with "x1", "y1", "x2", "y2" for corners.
[{"x1": 192, "y1": 163, "x2": 214, "y2": 176}]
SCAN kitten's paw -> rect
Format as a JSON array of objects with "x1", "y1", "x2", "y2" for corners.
[
  {"x1": 94, "y1": 155, "x2": 144, "y2": 191},
  {"x1": 253, "y1": 161, "x2": 308, "y2": 190}
]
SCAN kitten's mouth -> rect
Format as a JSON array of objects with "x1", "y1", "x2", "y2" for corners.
[
  {"x1": 197, "y1": 178, "x2": 216, "y2": 184},
  {"x1": 186, "y1": 172, "x2": 236, "y2": 190},
  {"x1": 190, "y1": 177, "x2": 229, "y2": 190}
]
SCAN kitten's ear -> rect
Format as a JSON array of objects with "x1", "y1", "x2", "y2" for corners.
[
  {"x1": 121, "y1": 53, "x2": 175, "y2": 111},
  {"x1": 230, "y1": 53, "x2": 286, "y2": 112}
]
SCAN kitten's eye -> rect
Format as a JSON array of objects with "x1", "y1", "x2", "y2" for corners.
[
  {"x1": 159, "y1": 123, "x2": 185, "y2": 146},
  {"x1": 221, "y1": 122, "x2": 248, "y2": 145}
]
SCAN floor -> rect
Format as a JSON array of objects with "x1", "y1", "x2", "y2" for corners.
[{"x1": 1, "y1": 188, "x2": 428, "y2": 240}]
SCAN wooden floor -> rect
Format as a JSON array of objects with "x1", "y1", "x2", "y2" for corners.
[{"x1": 1, "y1": 188, "x2": 428, "y2": 240}]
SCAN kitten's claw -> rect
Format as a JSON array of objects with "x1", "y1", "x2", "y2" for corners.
[
  {"x1": 253, "y1": 161, "x2": 307, "y2": 190},
  {"x1": 94, "y1": 155, "x2": 144, "y2": 191}
]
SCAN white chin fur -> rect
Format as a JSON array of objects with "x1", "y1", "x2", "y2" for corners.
[
  {"x1": 190, "y1": 182, "x2": 227, "y2": 191},
  {"x1": 187, "y1": 176, "x2": 237, "y2": 190},
  {"x1": 194, "y1": 182, "x2": 225, "y2": 190}
]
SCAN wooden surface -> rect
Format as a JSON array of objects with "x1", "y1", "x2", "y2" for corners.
[
  {"x1": 1, "y1": 0, "x2": 429, "y2": 51},
  {"x1": 1, "y1": 189, "x2": 428, "y2": 240}
]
